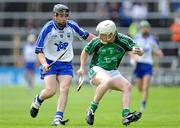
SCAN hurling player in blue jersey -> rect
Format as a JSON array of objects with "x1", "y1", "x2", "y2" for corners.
[
  {"x1": 130, "y1": 20, "x2": 163, "y2": 111},
  {"x1": 30, "y1": 4, "x2": 95, "y2": 126},
  {"x1": 23, "y1": 34, "x2": 37, "y2": 90}
]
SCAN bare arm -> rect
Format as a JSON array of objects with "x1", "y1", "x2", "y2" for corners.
[
  {"x1": 37, "y1": 53, "x2": 49, "y2": 71},
  {"x1": 80, "y1": 49, "x2": 88, "y2": 68},
  {"x1": 77, "y1": 49, "x2": 89, "y2": 75},
  {"x1": 37, "y1": 53, "x2": 47, "y2": 65}
]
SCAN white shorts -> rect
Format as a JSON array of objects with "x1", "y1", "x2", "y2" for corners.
[{"x1": 88, "y1": 66, "x2": 121, "y2": 85}]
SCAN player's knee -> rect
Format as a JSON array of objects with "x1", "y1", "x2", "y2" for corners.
[
  {"x1": 142, "y1": 85, "x2": 149, "y2": 92},
  {"x1": 123, "y1": 82, "x2": 132, "y2": 92},
  {"x1": 60, "y1": 86, "x2": 70, "y2": 96}
]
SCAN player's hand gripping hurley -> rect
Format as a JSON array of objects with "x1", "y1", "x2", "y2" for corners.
[
  {"x1": 48, "y1": 47, "x2": 69, "y2": 69},
  {"x1": 42, "y1": 45, "x2": 70, "y2": 73}
]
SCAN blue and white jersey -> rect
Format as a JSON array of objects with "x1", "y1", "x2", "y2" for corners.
[
  {"x1": 35, "y1": 20, "x2": 89, "y2": 62},
  {"x1": 134, "y1": 33, "x2": 160, "y2": 65},
  {"x1": 23, "y1": 43, "x2": 36, "y2": 62}
]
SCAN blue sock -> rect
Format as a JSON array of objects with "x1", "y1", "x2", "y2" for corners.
[
  {"x1": 55, "y1": 111, "x2": 64, "y2": 120},
  {"x1": 36, "y1": 95, "x2": 43, "y2": 104},
  {"x1": 142, "y1": 100, "x2": 146, "y2": 108}
]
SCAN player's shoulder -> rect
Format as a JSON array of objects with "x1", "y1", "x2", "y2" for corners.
[
  {"x1": 134, "y1": 33, "x2": 142, "y2": 40},
  {"x1": 43, "y1": 20, "x2": 54, "y2": 28},
  {"x1": 117, "y1": 32, "x2": 134, "y2": 42},
  {"x1": 87, "y1": 37, "x2": 101, "y2": 47},
  {"x1": 67, "y1": 20, "x2": 79, "y2": 27},
  {"x1": 147, "y1": 33, "x2": 158, "y2": 45},
  {"x1": 90, "y1": 37, "x2": 101, "y2": 44},
  {"x1": 91, "y1": 37, "x2": 100, "y2": 42},
  {"x1": 41, "y1": 20, "x2": 54, "y2": 31},
  {"x1": 117, "y1": 33, "x2": 131, "y2": 39},
  {"x1": 149, "y1": 33, "x2": 157, "y2": 40}
]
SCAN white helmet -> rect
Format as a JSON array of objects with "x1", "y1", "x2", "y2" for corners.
[{"x1": 96, "y1": 20, "x2": 116, "y2": 35}]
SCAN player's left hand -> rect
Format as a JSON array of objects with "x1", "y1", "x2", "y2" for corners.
[{"x1": 132, "y1": 47, "x2": 144, "y2": 56}]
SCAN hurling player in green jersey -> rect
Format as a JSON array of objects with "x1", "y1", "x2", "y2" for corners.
[{"x1": 77, "y1": 20, "x2": 144, "y2": 126}]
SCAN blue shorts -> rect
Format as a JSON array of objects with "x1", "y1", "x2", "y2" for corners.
[
  {"x1": 40, "y1": 59, "x2": 73, "y2": 79},
  {"x1": 134, "y1": 62, "x2": 153, "y2": 79},
  {"x1": 24, "y1": 62, "x2": 36, "y2": 72}
]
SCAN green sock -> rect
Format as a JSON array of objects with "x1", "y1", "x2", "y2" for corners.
[
  {"x1": 89, "y1": 101, "x2": 98, "y2": 113},
  {"x1": 122, "y1": 108, "x2": 130, "y2": 117}
]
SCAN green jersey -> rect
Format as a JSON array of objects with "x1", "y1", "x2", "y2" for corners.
[{"x1": 85, "y1": 33, "x2": 136, "y2": 70}]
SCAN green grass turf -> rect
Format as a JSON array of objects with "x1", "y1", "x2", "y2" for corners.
[{"x1": 0, "y1": 85, "x2": 180, "y2": 128}]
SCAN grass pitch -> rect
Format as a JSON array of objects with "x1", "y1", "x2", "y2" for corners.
[{"x1": 0, "y1": 85, "x2": 180, "y2": 128}]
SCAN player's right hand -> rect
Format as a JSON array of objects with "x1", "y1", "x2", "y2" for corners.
[
  {"x1": 42, "y1": 63, "x2": 50, "y2": 72},
  {"x1": 77, "y1": 67, "x2": 85, "y2": 76}
]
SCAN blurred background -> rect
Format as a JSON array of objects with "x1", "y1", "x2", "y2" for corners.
[{"x1": 0, "y1": 0, "x2": 179, "y2": 87}]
